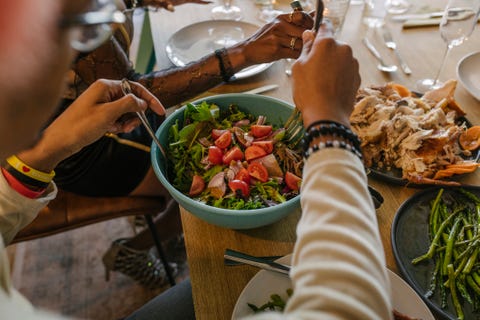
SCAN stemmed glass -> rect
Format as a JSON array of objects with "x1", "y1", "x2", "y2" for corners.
[
  {"x1": 384, "y1": 0, "x2": 410, "y2": 14},
  {"x1": 416, "y1": 0, "x2": 480, "y2": 92},
  {"x1": 211, "y1": 0, "x2": 243, "y2": 21}
]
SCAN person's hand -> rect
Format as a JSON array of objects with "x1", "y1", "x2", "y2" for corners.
[
  {"x1": 230, "y1": 11, "x2": 314, "y2": 67},
  {"x1": 142, "y1": 0, "x2": 211, "y2": 11},
  {"x1": 291, "y1": 25, "x2": 361, "y2": 129},
  {"x1": 17, "y1": 79, "x2": 165, "y2": 172}
]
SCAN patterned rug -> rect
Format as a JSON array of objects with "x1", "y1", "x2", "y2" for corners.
[{"x1": 9, "y1": 218, "x2": 189, "y2": 319}]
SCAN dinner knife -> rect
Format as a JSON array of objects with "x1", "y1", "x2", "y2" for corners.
[
  {"x1": 381, "y1": 27, "x2": 412, "y2": 75},
  {"x1": 391, "y1": 11, "x2": 444, "y2": 21},
  {"x1": 403, "y1": 16, "x2": 480, "y2": 29},
  {"x1": 224, "y1": 249, "x2": 291, "y2": 275},
  {"x1": 242, "y1": 84, "x2": 279, "y2": 95}
]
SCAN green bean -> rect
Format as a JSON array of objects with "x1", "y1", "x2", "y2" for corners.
[
  {"x1": 448, "y1": 264, "x2": 464, "y2": 320},
  {"x1": 412, "y1": 206, "x2": 463, "y2": 265},
  {"x1": 466, "y1": 275, "x2": 480, "y2": 295},
  {"x1": 412, "y1": 189, "x2": 480, "y2": 318},
  {"x1": 463, "y1": 247, "x2": 479, "y2": 274},
  {"x1": 444, "y1": 218, "x2": 462, "y2": 274}
]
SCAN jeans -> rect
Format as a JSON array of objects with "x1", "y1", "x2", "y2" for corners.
[{"x1": 125, "y1": 279, "x2": 195, "y2": 320}]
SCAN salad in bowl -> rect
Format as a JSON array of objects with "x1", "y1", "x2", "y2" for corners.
[{"x1": 152, "y1": 94, "x2": 303, "y2": 229}]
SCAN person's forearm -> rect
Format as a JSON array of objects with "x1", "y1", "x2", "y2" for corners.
[
  {"x1": 16, "y1": 130, "x2": 74, "y2": 173},
  {"x1": 135, "y1": 45, "x2": 247, "y2": 107}
]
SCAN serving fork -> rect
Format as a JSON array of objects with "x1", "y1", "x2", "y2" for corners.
[
  {"x1": 381, "y1": 27, "x2": 412, "y2": 75},
  {"x1": 283, "y1": 0, "x2": 325, "y2": 148},
  {"x1": 120, "y1": 79, "x2": 168, "y2": 161}
]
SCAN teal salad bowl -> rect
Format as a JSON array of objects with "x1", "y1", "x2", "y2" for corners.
[{"x1": 151, "y1": 93, "x2": 301, "y2": 229}]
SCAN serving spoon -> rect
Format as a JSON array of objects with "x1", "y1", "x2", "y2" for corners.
[{"x1": 362, "y1": 37, "x2": 398, "y2": 73}]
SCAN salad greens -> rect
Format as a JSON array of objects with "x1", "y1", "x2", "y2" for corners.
[
  {"x1": 248, "y1": 289, "x2": 293, "y2": 313},
  {"x1": 165, "y1": 101, "x2": 302, "y2": 210}
]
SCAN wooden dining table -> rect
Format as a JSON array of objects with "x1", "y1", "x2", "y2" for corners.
[{"x1": 148, "y1": 1, "x2": 480, "y2": 318}]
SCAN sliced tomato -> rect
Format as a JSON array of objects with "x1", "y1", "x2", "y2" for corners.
[
  {"x1": 211, "y1": 129, "x2": 228, "y2": 140},
  {"x1": 250, "y1": 125, "x2": 273, "y2": 138},
  {"x1": 223, "y1": 146, "x2": 244, "y2": 165},
  {"x1": 234, "y1": 168, "x2": 251, "y2": 184},
  {"x1": 285, "y1": 171, "x2": 302, "y2": 191},
  {"x1": 214, "y1": 130, "x2": 232, "y2": 149},
  {"x1": 228, "y1": 179, "x2": 250, "y2": 197},
  {"x1": 208, "y1": 146, "x2": 223, "y2": 165},
  {"x1": 189, "y1": 175, "x2": 205, "y2": 196},
  {"x1": 245, "y1": 145, "x2": 267, "y2": 161},
  {"x1": 252, "y1": 140, "x2": 274, "y2": 154},
  {"x1": 247, "y1": 162, "x2": 269, "y2": 182}
]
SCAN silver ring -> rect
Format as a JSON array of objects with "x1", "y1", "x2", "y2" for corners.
[
  {"x1": 120, "y1": 78, "x2": 132, "y2": 96},
  {"x1": 289, "y1": 37, "x2": 297, "y2": 50}
]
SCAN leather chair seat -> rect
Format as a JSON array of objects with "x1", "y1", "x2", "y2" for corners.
[
  {"x1": 12, "y1": 190, "x2": 166, "y2": 243},
  {"x1": 11, "y1": 189, "x2": 176, "y2": 286}
]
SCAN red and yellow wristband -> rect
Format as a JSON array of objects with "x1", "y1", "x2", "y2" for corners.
[{"x1": 1, "y1": 155, "x2": 55, "y2": 199}]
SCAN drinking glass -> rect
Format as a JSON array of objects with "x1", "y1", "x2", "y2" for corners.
[
  {"x1": 257, "y1": 0, "x2": 283, "y2": 22},
  {"x1": 211, "y1": 0, "x2": 243, "y2": 21},
  {"x1": 384, "y1": 0, "x2": 410, "y2": 14},
  {"x1": 362, "y1": 0, "x2": 386, "y2": 28},
  {"x1": 323, "y1": 0, "x2": 351, "y2": 38},
  {"x1": 416, "y1": 0, "x2": 480, "y2": 92}
]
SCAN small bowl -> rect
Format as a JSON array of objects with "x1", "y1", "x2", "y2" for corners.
[{"x1": 151, "y1": 93, "x2": 301, "y2": 229}]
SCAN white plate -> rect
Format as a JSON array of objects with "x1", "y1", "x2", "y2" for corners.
[
  {"x1": 232, "y1": 254, "x2": 435, "y2": 319},
  {"x1": 165, "y1": 20, "x2": 273, "y2": 80},
  {"x1": 457, "y1": 51, "x2": 480, "y2": 100}
]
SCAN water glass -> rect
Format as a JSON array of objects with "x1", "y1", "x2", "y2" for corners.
[
  {"x1": 323, "y1": 0, "x2": 351, "y2": 38},
  {"x1": 362, "y1": 0, "x2": 386, "y2": 27}
]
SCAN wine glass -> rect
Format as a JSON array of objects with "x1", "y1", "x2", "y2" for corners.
[
  {"x1": 211, "y1": 0, "x2": 243, "y2": 21},
  {"x1": 416, "y1": 0, "x2": 480, "y2": 92}
]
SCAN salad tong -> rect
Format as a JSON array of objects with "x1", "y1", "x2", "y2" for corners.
[{"x1": 120, "y1": 79, "x2": 168, "y2": 160}]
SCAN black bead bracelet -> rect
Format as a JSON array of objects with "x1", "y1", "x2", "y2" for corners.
[{"x1": 302, "y1": 120, "x2": 363, "y2": 160}]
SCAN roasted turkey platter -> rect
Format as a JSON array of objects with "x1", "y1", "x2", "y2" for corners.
[{"x1": 350, "y1": 80, "x2": 480, "y2": 186}]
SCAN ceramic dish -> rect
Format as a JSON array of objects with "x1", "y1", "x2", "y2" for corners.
[
  {"x1": 232, "y1": 254, "x2": 435, "y2": 319},
  {"x1": 165, "y1": 20, "x2": 273, "y2": 80},
  {"x1": 457, "y1": 51, "x2": 480, "y2": 101},
  {"x1": 392, "y1": 186, "x2": 480, "y2": 319},
  {"x1": 151, "y1": 94, "x2": 300, "y2": 230}
]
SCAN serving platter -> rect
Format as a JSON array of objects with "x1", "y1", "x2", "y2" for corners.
[
  {"x1": 232, "y1": 254, "x2": 434, "y2": 319},
  {"x1": 165, "y1": 20, "x2": 273, "y2": 80},
  {"x1": 367, "y1": 116, "x2": 480, "y2": 187},
  {"x1": 392, "y1": 186, "x2": 480, "y2": 320},
  {"x1": 457, "y1": 51, "x2": 480, "y2": 101}
]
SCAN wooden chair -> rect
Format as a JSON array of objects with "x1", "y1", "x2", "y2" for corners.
[{"x1": 11, "y1": 189, "x2": 176, "y2": 286}]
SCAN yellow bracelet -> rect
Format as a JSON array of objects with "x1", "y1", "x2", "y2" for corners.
[{"x1": 5, "y1": 155, "x2": 55, "y2": 183}]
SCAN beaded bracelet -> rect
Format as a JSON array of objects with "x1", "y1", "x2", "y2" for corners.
[
  {"x1": 5, "y1": 155, "x2": 55, "y2": 185},
  {"x1": 302, "y1": 120, "x2": 363, "y2": 160},
  {"x1": 214, "y1": 48, "x2": 235, "y2": 82}
]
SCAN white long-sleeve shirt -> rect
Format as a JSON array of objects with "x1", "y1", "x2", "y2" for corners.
[
  {"x1": 247, "y1": 149, "x2": 392, "y2": 320},
  {"x1": 0, "y1": 148, "x2": 392, "y2": 319}
]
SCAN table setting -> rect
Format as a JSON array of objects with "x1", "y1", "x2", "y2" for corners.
[{"x1": 146, "y1": 0, "x2": 480, "y2": 318}]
